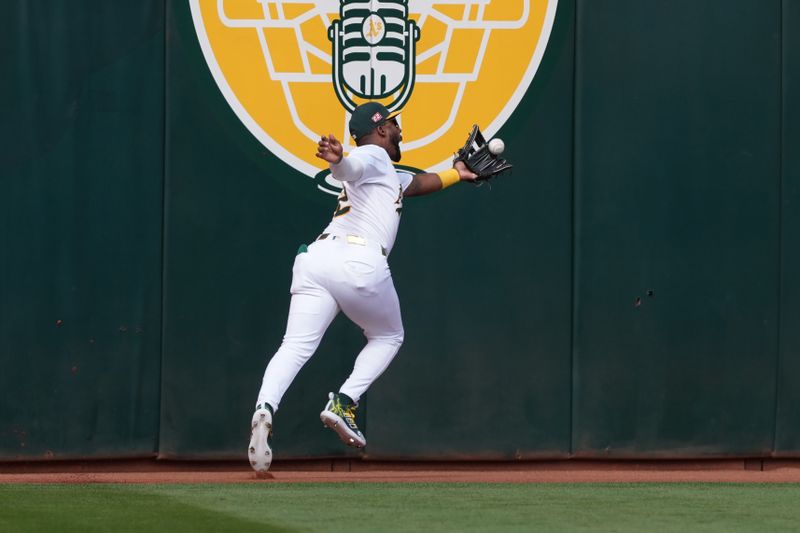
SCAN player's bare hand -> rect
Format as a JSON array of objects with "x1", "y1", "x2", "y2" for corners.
[
  {"x1": 454, "y1": 160, "x2": 478, "y2": 182},
  {"x1": 316, "y1": 134, "x2": 344, "y2": 164}
]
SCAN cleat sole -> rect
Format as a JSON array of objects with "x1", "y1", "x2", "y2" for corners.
[
  {"x1": 248, "y1": 409, "x2": 274, "y2": 473},
  {"x1": 320, "y1": 410, "x2": 366, "y2": 448}
]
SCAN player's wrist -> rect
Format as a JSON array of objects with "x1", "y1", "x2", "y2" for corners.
[{"x1": 437, "y1": 168, "x2": 460, "y2": 189}]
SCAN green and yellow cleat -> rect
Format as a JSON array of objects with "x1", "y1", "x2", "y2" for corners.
[{"x1": 320, "y1": 392, "x2": 366, "y2": 448}]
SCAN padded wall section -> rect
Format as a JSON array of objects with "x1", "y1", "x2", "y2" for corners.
[
  {"x1": 572, "y1": 1, "x2": 781, "y2": 456},
  {"x1": 0, "y1": 1, "x2": 164, "y2": 459},
  {"x1": 775, "y1": 0, "x2": 800, "y2": 456}
]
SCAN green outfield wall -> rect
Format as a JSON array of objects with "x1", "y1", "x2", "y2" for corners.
[
  {"x1": 0, "y1": 1, "x2": 165, "y2": 459},
  {"x1": 1, "y1": 0, "x2": 798, "y2": 461},
  {"x1": 572, "y1": 1, "x2": 782, "y2": 458}
]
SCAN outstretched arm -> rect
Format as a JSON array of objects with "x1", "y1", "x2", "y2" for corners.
[
  {"x1": 316, "y1": 133, "x2": 365, "y2": 182},
  {"x1": 403, "y1": 161, "x2": 478, "y2": 197}
]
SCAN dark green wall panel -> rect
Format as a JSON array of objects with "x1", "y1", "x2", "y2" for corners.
[
  {"x1": 0, "y1": 2, "x2": 164, "y2": 459},
  {"x1": 572, "y1": 1, "x2": 781, "y2": 456},
  {"x1": 161, "y1": 1, "x2": 575, "y2": 460},
  {"x1": 775, "y1": 0, "x2": 800, "y2": 456}
]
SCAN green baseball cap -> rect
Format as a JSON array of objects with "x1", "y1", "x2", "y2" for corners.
[{"x1": 349, "y1": 102, "x2": 400, "y2": 140}]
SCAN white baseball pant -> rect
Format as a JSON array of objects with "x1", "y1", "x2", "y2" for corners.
[{"x1": 256, "y1": 236, "x2": 404, "y2": 411}]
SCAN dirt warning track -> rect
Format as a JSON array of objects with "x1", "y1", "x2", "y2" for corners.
[{"x1": 2, "y1": 459, "x2": 800, "y2": 484}]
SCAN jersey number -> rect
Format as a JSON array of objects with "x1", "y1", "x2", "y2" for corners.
[
  {"x1": 333, "y1": 184, "x2": 351, "y2": 217},
  {"x1": 395, "y1": 185, "x2": 403, "y2": 215}
]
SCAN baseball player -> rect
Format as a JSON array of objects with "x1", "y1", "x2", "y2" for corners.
[{"x1": 248, "y1": 102, "x2": 477, "y2": 475}]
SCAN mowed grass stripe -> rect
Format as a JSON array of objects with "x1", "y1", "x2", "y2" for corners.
[
  {"x1": 2, "y1": 483, "x2": 800, "y2": 532},
  {"x1": 0, "y1": 485, "x2": 291, "y2": 533}
]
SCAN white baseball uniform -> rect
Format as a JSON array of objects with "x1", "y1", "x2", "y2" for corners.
[{"x1": 256, "y1": 144, "x2": 412, "y2": 411}]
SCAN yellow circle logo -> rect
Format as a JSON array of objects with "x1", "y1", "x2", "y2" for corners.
[{"x1": 191, "y1": 0, "x2": 558, "y2": 193}]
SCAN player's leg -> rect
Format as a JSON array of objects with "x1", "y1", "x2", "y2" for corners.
[
  {"x1": 256, "y1": 287, "x2": 339, "y2": 413},
  {"x1": 320, "y1": 252, "x2": 404, "y2": 447},
  {"x1": 338, "y1": 277, "x2": 404, "y2": 402},
  {"x1": 250, "y1": 251, "x2": 339, "y2": 474}
]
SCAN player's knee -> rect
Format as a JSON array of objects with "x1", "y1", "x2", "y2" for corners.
[
  {"x1": 276, "y1": 338, "x2": 318, "y2": 362},
  {"x1": 366, "y1": 329, "x2": 403, "y2": 348},
  {"x1": 390, "y1": 329, "x2": 404, "y2": 347}
]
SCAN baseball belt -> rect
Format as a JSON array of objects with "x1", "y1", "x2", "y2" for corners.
[{"x1": 317, "y1": 233, "x2": 388, "y2": 257}]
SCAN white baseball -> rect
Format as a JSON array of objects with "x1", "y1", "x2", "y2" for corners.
[{"x1": 488, "y1": 138, "x2": 505, "y2": 155}]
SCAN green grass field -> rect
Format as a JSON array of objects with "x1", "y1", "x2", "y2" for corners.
[{"x1": 2, "y1": 483, "x2": 799, "y2": 532}]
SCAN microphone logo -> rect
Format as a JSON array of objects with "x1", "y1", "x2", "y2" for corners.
[
  {"x1": 191, "y1": 0, "x2": 559, "y2": 195},
  {"x1": 328, "y1": 1, "x2": 421, "y2": 113}
]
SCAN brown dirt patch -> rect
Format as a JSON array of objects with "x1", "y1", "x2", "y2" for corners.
[{"x1": 2, "y1": 459, "x2": 800, "y2": 484}]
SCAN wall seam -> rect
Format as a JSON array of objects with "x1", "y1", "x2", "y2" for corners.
[
  {"x1": 156, "y1": 0, "x2": 169, "y2": 459},
  {"x1": 569, "y1": 0, "x2": 581, "y2": 457},
  {"x1": 771, "y1": 0, "x2": 785, "y2": 457}
]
